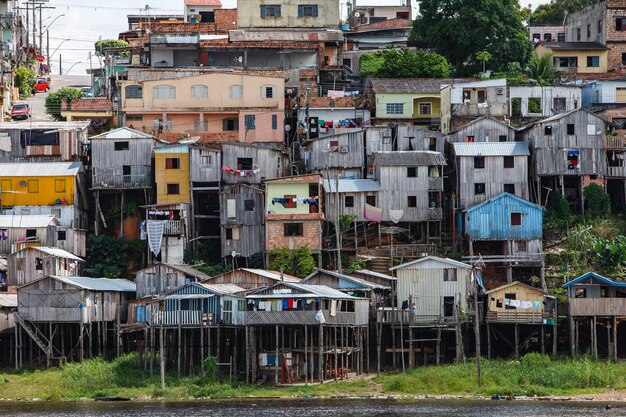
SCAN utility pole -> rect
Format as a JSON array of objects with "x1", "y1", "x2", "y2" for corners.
[
  {"x1": 58, "y1": 53, "x2": 61, "y2": 75},
  {"x1": 473, "y1": 267, "x2": 481, "y2": 387}
]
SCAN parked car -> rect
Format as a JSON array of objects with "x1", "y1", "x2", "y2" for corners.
[
  {"x1": 34, "y1": 78, "x2": 50, "y2": 93},
  {"x1": 81, "y1": 86, "x2": 93, "y2": 97},
  {"x1": 10, "y1": 103, "x2": 31, "y2": 120}
]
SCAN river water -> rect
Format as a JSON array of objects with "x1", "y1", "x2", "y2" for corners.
[{"x1": 1, "y1": 399, "x2": 625, "y2": 417}]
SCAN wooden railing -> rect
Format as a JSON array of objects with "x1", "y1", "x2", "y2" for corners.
[
  {"x1": 607, "y1": 166, "x2": 626, "y2": 178},
  {"x1": 390, "y1": 243, "x2": 437, "y2": 258},
  {"x1": 376, "y1": 308, "x2": 460, "y2": 325},
  {"x1": 245, "y1": 310, "x2": 358, "y2": 326},
  {"x1": 92, "y1": 173, "x2": 151, "y2": 189},
  {"x1": 605, "y1": 136, "x2": 625, "y2": 149},
  {"x1": 151, "y1": 310, "x2": 209, "y2": 326},
  {"x1": 568, "y1": 298, "x2": 626, "y2": 317},
  {"x1": 486, "y1": 310, "x2": 553, "y2": 324},
  {"x1": 163, "y1": 220, "x2": 183, "y2": 236}
]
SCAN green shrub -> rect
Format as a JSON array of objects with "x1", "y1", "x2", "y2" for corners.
[{"x1": 584, "y1": 183, "x2": 610, "y2": 217}]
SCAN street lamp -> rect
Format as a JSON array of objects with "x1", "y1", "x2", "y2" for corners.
[
  {"x1": 44, "y1": 14, "x2": 66, "y2": 74},
  {"x1": 49, "y1": 39, "x2": 70, "y2": 75},
  {"x1": 64, "y1": 61, "x2": 83, "y2": 76}
]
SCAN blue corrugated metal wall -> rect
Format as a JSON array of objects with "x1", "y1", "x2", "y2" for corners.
[
  {"x1": 464, "y1": 194, "x2": 542, "y2": 240},
  {"x1": 164, "y1": 284, "x2": 221, "y2": 323}
]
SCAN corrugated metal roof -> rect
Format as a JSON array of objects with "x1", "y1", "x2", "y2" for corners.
[
  {"x1": 49, "y1": 276, "x2": 136, "y2": 292},
  {"x1": 486, "y1": 281, "x2": 547, "y2": 295},
  {"x1": 323, "y1": 179, "x2": 381, "y2": 193},
  {"x1": 305, "y1": 268, "x2": 389, "y2": 290},
  {"x1": 0, "y1": 121, "x2": 90, "y2": 131},
  {"x1": 352, "y1": 269, "x2": 396, "y2": 281},
  {"x1": 0, "y1": 293, "x2": 17, "y2": 307},
  {"x1": 390, "y1": 255, "x2": 472, "y2": 271},
  {"x1": 90, "y1": 127, "x2": 157, "y2": 140},
  {"x1": 0, "y1": 215, "x2": 57, "y2": 228},
  {"x1": 0, "y1": 162, "x2": 83, "y2": 177},
  {"x1": 240, "y1": 268, "x2": 301, "y2": 282},
  {"x1": 31, "y1": 247, "x2": 84, "y2": 261},
  {"x1": 452, "y1": 142, "x2": 530, "y2": 157},
  {"x1": 373, "y1": 151, "x2": 446, "y2": 166},
  {"x1": 247, "y1": 282, "x2": 359, "y2": 299},
  {"x1": 198, "y1": 283, "x2": 246, "y2": 295},
  {"x1": 163, "y1": 293, "x2": 215, "y2": 300},
  {"x1": 371, "y1": 78, "x2": 470, "y2": 94},
  {"x1": 463, "y1": 192, "x2": 543, "y2": 213},
  {"x1": 563, "y1": 271, "x2": 626, "y2": 288}
]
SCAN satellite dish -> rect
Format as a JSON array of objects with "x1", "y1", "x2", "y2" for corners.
[
  {"x1": 231, "y1": 250, "x2": 238, "y2": 258},
  {"x1": 285, "y1": 125, "x2": 291, "y2": 132},
  {"x1": 354, "y1": 12, "x2": 360, "y2": 17}
]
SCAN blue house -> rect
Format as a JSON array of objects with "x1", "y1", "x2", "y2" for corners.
[
  {"x1": 563, "y1": 272, "x2": 626, "y2": 360},
  {"x1": 461, "y1": 193, "x2": 544, "y2": 286},
  {"x1": 580, "y1": 80, "x2": 626, "y2": 109}
]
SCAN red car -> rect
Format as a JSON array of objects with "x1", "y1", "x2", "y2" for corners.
[
  {"x1": 10, "y1": 103, "x2": 31, "y2": 120},
  {"x1": 34, "y1": 78, "x2": 50, "y2": 92}
]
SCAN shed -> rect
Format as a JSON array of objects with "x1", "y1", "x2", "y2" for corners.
[
  {"x1": 202, "y1": 268, "x2": 301, "y2": 290},
  {"x1": 7, "y1": 246, "x2": 84, "y2": 287},
  {"x1": 446, "y1": 115, "x2": 517, "y2": 143},
  {"x1": 220, "y1": 183, "x2": 265, "y2": 258},
  {"x1": 134, "y1": 262, "x2": 211, "y2": 299},
  {"x1": 220, "y1": 142, "x2": 286, "y2": 185},
  {"x1": 485, "y1": 281, "x2": 555, "y2": 323},
  {"x1": 303, "y1": 130, "x2": 366, "y2": 178},
  {"x1": 322, "y1": 178, "x2": 380, "y2": 222}
]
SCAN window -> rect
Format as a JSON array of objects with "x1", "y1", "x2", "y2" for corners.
[
  {"x1": 543, "y1": 33, "x2": 552, "y2": 42},
  {"x1": 238, "y1": 300, "x2": 246, "y2": 311},
  {"x1": 462, "y1": 89, "x2": 471, "y2": 102},
  {"x1": 153, "y1": 85, "x2": 176, "y2": 99},
  {"x1": 418, "y1": 102, "x2": 432, "y2": 115},
  {"x1": 26, "y1": 229, "x2": 37, "y2": 239},
  {"x1": 558, "y1": 32, "x2": 565, "y2": 42},
  {"x1": 499, "y1": 135, "x2": 507, "y2": 142},
  {"x1": 166, "y1": 183, "x2": 180, "y2": 195},
  {"x1": 477, "y1": 89, "x2": 486, "y2": 104},
  {"x1": 532, "y1": 33, "x2": 540, "y2": 42},
  {"x1": 386, "y1": 103, "x2": 404, "y2": 115},
  {"x1": 260, "y1": 4, "x2": 281, "y2": 17},
  {"x1": 35, "y1": 257, "x2": 43, "y2": 271},
  {"x1": 191, "y1": 84, "x2": 208, "y2": 99},
  {"x1": 123, "y1": 165, "x2": 131, "y2": 176},
  {"x1": 28, "y1": 179, "x2": 38, "y2": 193},
  {"x1": 229, "y1": 84, "x2": 242, "y2": 99},
  {"x1": 599, "y1": 19, "x2": 603, "y2": 34},
  {"x1": 553, "y1": 97, "x2": 566, "y2": 111},
  {"x1": 587, "y1": 24, "x2": 591, "y2": 38},
  {"x1": 575, "y1": 288, "x2": 587, "y2": 298},
  {"x1": 505, "y1": 293, "x2": 516, "y2": 309},
  {"x1": 366, "y1": 195, "x2": 376, "y2": 206},
  {"x1": 114, "y1": 141, "x2": 129, "y2": 151},
  {"x1": 443, "y1": 296, "x2": 455, "y2": 317},
  {"x1": 344, "y1": 195, "x2": 354, "y2": 207},
  {"x1": 284, "y1": 223, "x2": 303, "y2": 236},
  {"x1": 125, "y1": 85, "x2": 143, "y2": 99},
  {"x1": 428, "y1": 137, "x2": 437, "y2": 151},
  {"x1": 261, "y1": 85, "x2": 275, "y2": 98},
  {"x1": 225, "y1": 227, "x2": 240, "y2": 240},
  {"x1": 237, "y1": 158, "x2": 253, "y2": 170},
  {"x1": 554, "y1": 57, "x2": 578, "y2": 68},
  {"x1": 223, "y1": 117, "x2": 239, "y2": 131},
  {"x1": 443, "y1": 269, "x2": 457, "y2": 282},
  {"x1": 126, "y1": 114, "x2": 143, "y2": 121},
  {"x1": 55, "y1": 179, "x2": 66, "y2": 193},
  {"x1": 226, "y1": 198, "x2": 236, "y2": 220},
  {"x1": 576, "y1": 27, "x2": 581, "y2": 40},
  {"x1": 622, "y1": 53, "x2": 626, "y2": 65},
  {"x1": 528, "y1": 97, "x2": 541, "y2": 114},
  {"x1": 511, "y1": 97, "x2": 522, "y2": 116},
  {"x1": 407, "y1": 167, "x2": 417, "y2": 177},
  {"x1": 244, "y1": 199, "x2": 255, "y2": 212},
  {"x1": 510, "y1": 212, "x2": 522, "y2": 226},
  {"x1": 544, "y1": 125, "x2": 553, "y2": 135},
  {"x1": 57, "y1": 230, "x2": 66, "y2": 241},
  {"x1": 587, "y1": 56, "x2": 600, "y2": 67},
  {"x1": 618, "y1": 17, "x2": 626, "y2": 31},
  {"x1": 272, "y1": 114, "x2": 278, "y2": 130},
  {"x1": 298, "y1": 4, "x2": 318, "y2": 17},
  {"x1": 165, "y1": 157, "x2": 180, "y2": 169},
  {"x1": 284, "y1": 194, "x2": 297, "y2": 209},
  {"x1": 474, "y1": 156, "x2": 485, "y2": 169},
  {"x1": 504, "y1": 183, "x2": 515, "y2": 194},
  {"x1": 244, "y1": 114, "x2": 256, "y2": 130},
  {"x1": 194, "y1": 118, "x2": 208, "y2": 131},
  {"x1": 466, "y1": 135, "x2": 475, "y2": 142},
  {"x1": 567, "y1": 124, "x2": 575, "y2": 135},
  {"x1": 407, "y1": 196, "x2": 417, "y2": 207},
  {"x1": 474, "y1": 183, "x2": 485, "y2": 195},
  {"x1": 503, "y1": 156, "x2": 515, "y2": 168}
]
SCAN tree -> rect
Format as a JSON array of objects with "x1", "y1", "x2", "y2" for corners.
[
  {"x1": 475, "y1": 51, "x2": 491, "y2": 74},
  {"x1": 584, "y1": 183, "x2": 611, "y2": 217},
  {"x1": 413, "y1": 0, "x2": 532, "y2": 75},
  {"x1": 530, "y1": 0, "x2": 598, "y2": 25},
  {"x1": 14, "y1": 66, "x2": 36, "y2": 99},
  {"x1": 526, "y1": 53, "x2": 558, "y2": 85},
  {"x1": 85, "y1": 235, "x2": 129, "y2": 278},
  {"x1": 94, "y1": 39, "x2": 129, "y2": 56},
  {"x1": 268, "y1": 246, "x2": 316, "y2": 278},
  {"x1": 359, "y1": 48, "x2": 451, "y2": 79},
  {"x1": 45, "y1": 87, "x2": 83, "y2": 121}
]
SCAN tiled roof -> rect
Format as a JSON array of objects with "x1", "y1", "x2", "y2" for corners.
[
  {"x1": 185, "y1": 0, "x2": 221, "y2": 6},
  {"x1": 371, "y1": 78, "x2": 470, "y2": 94},
  {"x1": 355, "y1": 18, "x2": 411, "y2": 32}
]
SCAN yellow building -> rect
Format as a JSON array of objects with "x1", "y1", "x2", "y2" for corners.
[
  {"x1": 0, "y1": 162, "x2": 84, "y2": 207},
  {"x1": 535, "y1": 42, "x2": 609, "y2": 73},
  {"x1": 154, "y1": 144, "x2": 191, "y2": 204}
]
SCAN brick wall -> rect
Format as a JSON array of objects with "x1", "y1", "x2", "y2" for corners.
[
  {"x1": 583, "y1": 175, "x2": 605, "y2": 189},
  {"x1": 62, "y1": 98, "x2": 112, "y2": 112},
  {"x1": 266, "y1": 219, "x2": 322, "y2": 252},
  {"x1": 142, "y1": 10, "x2": 237, "y2": 33}
]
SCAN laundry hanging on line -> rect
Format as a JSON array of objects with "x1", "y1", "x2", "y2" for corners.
[{"x1": 222, "y1": 164, "x2": 261, "y2": 177}]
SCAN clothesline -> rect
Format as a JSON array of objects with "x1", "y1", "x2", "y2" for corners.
[
  {"x1": 493, "y1": 296, "x2": 543, "y2": 309},
  {"x1": 222, "y1": 164, "x2": 261, "y2": 177},
  {"x1": 271, "y1": 196, "x2": 319, "y2": 207}
]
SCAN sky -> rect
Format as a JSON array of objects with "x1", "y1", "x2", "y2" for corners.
[{"x1": 37, "y1": 0, "x2": 553, "y2": 76}]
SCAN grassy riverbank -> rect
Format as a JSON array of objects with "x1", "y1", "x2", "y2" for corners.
[{"x1": 1, "y1": 353, "x2": 626, "y2": 401}]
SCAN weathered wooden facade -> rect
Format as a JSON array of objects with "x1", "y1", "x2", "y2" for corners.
[
  {"x1": 462, "y1": 193, "x2": 544, "y2": 286},
  {"x1": 7, "y1": 246, "x2": 84, "y2": 287},
  {"x1": 564, "y1": 272, "x2": 626, "y2": 361},
  {"x1": 244, "y1": 282, "x2": 369, "y2": 384},
  {"x1": 521, "y1": 108, "x2": 608, "y2": 212},
  {"x1": 144, "y1": 202, "x2": 191, "y2": 265},
  {"x1": 452, "y1": 142, "x2": 530, "y2": 209},
  {"x1": 221, "y1": 142, "x2": 287, "y2": 186},
  {"x1": 508, "y1": 85, "x2": 581, "y2": 119},
  {"x1": 189, "y1": 145, "x2": 221, "y2": 241},
  {"x1": 372, "y1": 151, "x2": 445, "y2": 241},
  {"x1": 0, "y1": 215, "x2": 86, "y2": 257},
  {"x1": 446, "y1": 115, "x2": 517, "y2": 143},
  {"x1": 220, "y1": 183, "x2": 265, "y2": 259},
  {"x1": 322, "y1": 178, "x2": 380, "y2": 222},
  {"x1": 202, "y1": 268, "x2": 301, "y2": 290},
  {"x1": 303, "y1": 130, "x2": 365, "y2": 179},
  {"x1": 0, "y1": 293, "x2": 16, "y2": 333},
  {"x1": 134, "y1": 262, "x2": 210, "y2": 299},
  {"x1": 485, "y1": 281, "x2": 557, "y2": 358},
  {"x1": 0, "y1": 121, "x2": 90, "y2": 162}
]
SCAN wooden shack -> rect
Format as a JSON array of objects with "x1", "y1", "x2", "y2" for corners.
[
  {"x1": 221, "y1": 142, "x2": 286, "y2": 185},
  {"x1": 143, "y1": 202, "x2": 190, "y2": 265},
  {"x1": 446, "y1": 115, "x2": 517, "y2": 143},
  {"x1": 485, "y1": 281, "x2": 557, "y2": 358},
  {"x1": 563, "y1": 272, "x2": 626, "y2": 361},
  {"x1": 0, "y1": 293, "x2": 16, "y2": 333},
  {"x1": 322, "y1": 178, "x2": 380, "y2": 222},
  {"x1": 372, "y1": 151, "x2": 446, "y2": 241},
  {"x1": 244, "y1": 282, "x2": 369, "y2": 384},
  {"x1": 521, "y1": 108, "x2": 608, "y2": 212},
  {"x1": 15, "y1": 275, "x2": 136, "y2": 367},
  {"x1": 462, "y1": 193, "x2": 544, "y2": 286},
  {"x1": 219, "y1": 183, "x2": 265, "y2": 259},
  {"x1": 452, "y1": 142, "x2": 530, "y2": 209},
  {"x1": 134, "y1": 262, "x2": 210, "y2": 299},
  {"x1": 303, "y1": 130, "x2": 366, "y2": 179},
  {"x1": 202, "y1": 268, "x2": 301, "y2": 290},
  {"x1": 189, "y1": 144, "x2": 221, "y2": 241},
  {"x1": 7, "y1": 246, "x2": 84, "y2": 287}
]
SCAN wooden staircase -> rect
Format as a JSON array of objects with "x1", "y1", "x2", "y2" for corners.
[{"x1": 15, "y1": 314, "x2": 66, "y2": 366}]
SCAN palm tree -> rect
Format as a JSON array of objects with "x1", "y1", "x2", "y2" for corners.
[{"x1": 526, "y1": 53, "x2": 558, "y2": 85}]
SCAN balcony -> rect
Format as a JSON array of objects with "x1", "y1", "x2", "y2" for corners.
[
  {"x1": 607, "y1": 166, "x2": 626, "y2": 177},
  {"x1": 486, "y1": 311, "x2": 554, "y2": 324},
  {"x1": 428, "y1": 207, "x2": 443, "y2": 221},
  {"x1": 245, "y1": 310, "x2": 359, "y2": 326},
  {"x1": 376, "y1": 308, "x2": 461, "y2": 325},
  {"x1": 605, "y1": 136, "x2": 625, "y2": 150},
  {"x1": 92, "y1": 173, "x2": 151, "y2": 189},
  {"x1": 151, "y1": 310, "x2": 214, "y2": 326},
  {"x1": 428, "y1": 177, "x2": 443, "y2": 191},
  {"x1": 568, "y1": 298, "x2": 626, "y2": 317},
  {"x1": 163, "y1": 220, "x2": 183, "y2": 236}
]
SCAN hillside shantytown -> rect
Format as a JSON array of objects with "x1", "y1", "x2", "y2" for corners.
[{"x1": 1, "y1": 0, "x2": 626, "y2": 394}]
